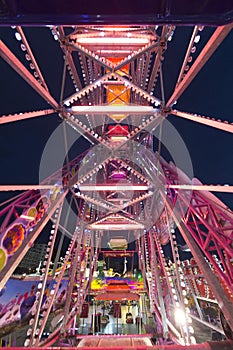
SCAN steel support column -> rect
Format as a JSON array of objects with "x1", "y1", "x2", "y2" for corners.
[{"x1": 162, "y1": 193, "x2": 233, "y2": 332}]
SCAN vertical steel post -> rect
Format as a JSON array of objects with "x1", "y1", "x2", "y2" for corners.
[
  {"x1": 149, "y1": 232, "x2": 169, "y2": 338},
  {"x1": 29, "y1": 203, "x2": 63, "y2": 345}
]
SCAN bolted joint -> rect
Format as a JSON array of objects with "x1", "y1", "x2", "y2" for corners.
[
  {"x1": 160, "y1": 40, "x2": 167, "y2": 50},
  {"x1": 161, "y1": 106, "x2": 171, "y2": 115}
]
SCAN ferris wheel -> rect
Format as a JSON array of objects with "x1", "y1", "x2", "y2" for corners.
[{"x1": 0, "y1": 11, "x2": 233, "y2": 349}]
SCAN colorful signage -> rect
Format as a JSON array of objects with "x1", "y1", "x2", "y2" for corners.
[{"x1": 0, "y1": 278, "x2": 68, "y2": 333}]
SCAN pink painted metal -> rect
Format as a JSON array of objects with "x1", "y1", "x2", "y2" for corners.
[
  {"x1": 5, "y1": 342, "x2": 233, "y2": 350},
  {"x1": 177, "y1": 191, "x2": 233, "y2": 294},
  {"x1": 0, "y1": 23, "x2": 233, "y2": 347},
  {"x1": 0, "y1": 109, "x2": 55, "y2": 124},
  {"x1": 0, "y1": 40, "x2": 59, "y2": 109},
  {"x1": 166, "y1": 24, "x2": 232, "y2": 107},
  {"x1": 171, "y1": 110, "x2": 233, "y2": 134}
]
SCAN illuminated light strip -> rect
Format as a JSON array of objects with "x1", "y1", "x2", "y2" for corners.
[
  {"x1": 97, "y1": 49, "x2": 132, "y2": 54},
  {"x1": 0, "y1": 185, "x2": 60, "y2": 191},
  {"x1": 20, "y1": 215, "x2": 35, "y2": 221},
  {"x1": 196, "y1": 296, "x2": 218, "y2": 304},
  {"x1": 110, "y1": 136, "x2": 128, "y2": 142},
  {"x1": 79, "y1": 184, "x2": 149, "y2": 191},
  {"x1": 71, "y1": 105, "x2": 154, "y2": 114},
  {"x1": 96, "y1": 214, "x2": 134, "y2": 222},
  {"x1": 92, "y1": 27, "x2": 137, "y2": 31},
  {"x1": 76, "y1": 37, "x2": 150, "y2": 45},
  {"x1": 167, "y1": 184, "x2": 233, "y2": 193},
  {"x1": 88, "y1": 223, "x2": 144, "y2": 230}
]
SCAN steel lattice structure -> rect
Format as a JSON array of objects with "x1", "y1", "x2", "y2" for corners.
[{"x1": 0, "y1": 20, "x2": 233, "y2": 349}]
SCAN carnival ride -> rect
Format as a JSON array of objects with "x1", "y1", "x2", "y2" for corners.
[{"x1": 0, "y1": 2, "x2": 233, "y2": 349}]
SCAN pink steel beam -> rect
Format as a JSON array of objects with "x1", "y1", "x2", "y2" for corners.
[
  {"x1": 0, "y1": 40, "x2": 59, "y2": 110},
  {"x1": 0, "y1": 190, "x2": 67, "y2": 290},
  {"x1": 140, "y1": 234, "x2": 182, "y2": 343},
  {"x1": 0, "y1": 184, "x2": 60, "y2": 191},
  {"x1": 113, "y1": 41, "x2": 158, "y2": 72},
  {"x1": 57, "y1": 26, "x2": 83, "y2": 91},
  {"x1": 63, "y1": 72, "x2": 112, "y2": 105},
  {"x1": 29, "y1": 204, "x2": 63, "y2": 345},
  {"x1": 114, "y1": 72, "x2": 161, "y2": 105},
  {"x1": 70, "y1": 42, "x2": 113, "y2": 71},
  {"x1": 167, "y1": 184, "x2": 233, "y2": 193},
  {"x1": 16, "y1": 26, "x2": 49, "y2": 91},
  {"x1": 171, "y1": 109, "x2": 233, "y2": 133},
  {"x1": 66, "y1": 52, "x2": 83, "y2": 91},
  {"x1": 147, "y1": 25, "x2": 167, "y2": 93},
  {"x1": 180, "y1": 192, "x2": 233, "y2": 256},
  {"x1": 34, "y1": 231, "x2": 79, "y2": 346},
  {"x1": 6, "y1": 341, "x2": 233, "y2": 350},
  {"x1": 158, "y1": 156, "x2": 233, "y2": 290},
  {"x1": 61, "y1": 233, "x2": 85, "y2": 334},
  {"x1": 176, "y1": 26, "x2": 199, "y2": 86},
  {"x1": 176, "y1": 192, "x2": 233, "y2": 290},
  {"x1": 0, "y1": 109, "x2": 55, "y2": 124},
  {"x1": 166, "y1": 24, "x2": 232, "y2": 107},
  {"x1": 162, "y1": 193, "x2": 233, "y2": 332}
]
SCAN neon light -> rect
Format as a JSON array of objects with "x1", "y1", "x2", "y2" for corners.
[
  {"x1": 97, "y1": 49, "x2": 131, "y2": 54},
  {"x1": 93, "y1": 27, "x2": 135, "y2": 32},
  {"x1": 79, "y1": 184, "x2": 148, "y2": 191},
  {"x1": 20, "y1": 215, "x2": 35, "y2": 221},
  {"x1": 88, "y1": 223, "x2": 144, "y2": 230},
  {"x1": 76, "y1": 37, "x2": 150, "y2": 45},
  {"x1": 110, "y1": 136, "x2": 128, "y2": 142},
  {"x1": 71, "y1": 105, "x2": 154, "y2": 113}
]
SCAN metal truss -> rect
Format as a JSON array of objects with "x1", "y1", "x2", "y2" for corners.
[{"x1": 0, "y1": 23, "x2": 232, "y2": 347}]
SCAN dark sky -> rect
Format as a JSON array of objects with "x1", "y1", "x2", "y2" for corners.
[{"x1": 0, "y1": 25, "x2": 232, "y2": 211}]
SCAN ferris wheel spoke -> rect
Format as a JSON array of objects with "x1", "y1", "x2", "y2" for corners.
[
  {"x1": 171, "y1": 109, "x2": 233, "y2": 133},
  {"x1": 0, "y1": 190, "x2": 67, "y2": 290},
  {"x1": 56, "y1": 26, "x2": 83, "y2": 91},
  {"x1": 0, "y1": 184, "x2": 60, "y2": 191},
  {"x1": 166, "y1": 24, "x2": 232, "y2": 107},
  {"x1": 175, "y1": 26, "x2": 200, "y2": 87},
  {"x1": 147, "y1": 25, "x2": 168, "y2": 93},
  {"x1": 16, "y1": 26, "x2": 49, "y2": 91},
  {"x1": 167, "y1": 184, "x2": 233, "y2": 193},
  {"x1": 0, "y1": 109, "x2": 55, "y2": 124},
  {"x1": 0, "y1": 40, "x2": 59, "y2": 110},
  {"x1": 65, "y1": 51, "x2": 83, "y2": 91}
]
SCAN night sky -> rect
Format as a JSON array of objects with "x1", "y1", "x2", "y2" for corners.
[{"x1": 0, "y1": 25, "x2": 232, "y2": 213}]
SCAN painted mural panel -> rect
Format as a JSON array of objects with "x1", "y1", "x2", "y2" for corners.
[{"x1": 0, "y1": 278, "x2": 68, "y2": 333}]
